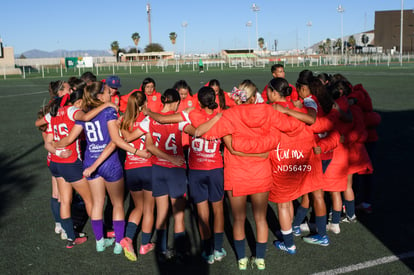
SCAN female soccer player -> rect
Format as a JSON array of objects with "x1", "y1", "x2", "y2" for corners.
[
  {"x1": 55, "y1": 82, "x2": 149, "y2": 254},
  {"x1": 207, "y1": 79, "x2": 236, "y2": 111},
  {"x1": 118, "y1": 91, "x2": 155, "y2": 261}
]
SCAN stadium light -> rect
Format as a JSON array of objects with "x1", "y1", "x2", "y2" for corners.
[
  {"x1": 306, "y1": 21, "x2": 312, "y2": 50},
  {"x1": 337, "y1": 5, "x2": 345, "y2": 61},
  {"x1": 182, "y1": 21, "x2": 188, "y2": 57},
  {"x1": 246, "y1": 21, "x2": 252, "y2": 53},
  {"x1": 251, "y1": 3, "x2": 260, "y2": 50}
]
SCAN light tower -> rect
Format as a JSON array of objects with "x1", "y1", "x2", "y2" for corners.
[
  {"x1": 246, "y1": 21, "x2": 252, "y2": 53},
  {"x1": 251, "y1": 3, "x2": 260, "y2": 49},
  {"x1": 306, "y1": 21, "x2": 312, "y2": 50},
  {"x1": 182, "y1": 21, "x2": 188, "y2": 57},
  {"x1": 146, "y1": 3, "x2": 152, "y2": 45},
  {"x1": 337, "y1": 4, "x2": 345, "y2": 60}
]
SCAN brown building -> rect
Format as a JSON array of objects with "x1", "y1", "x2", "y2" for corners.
[{"x1": 375, "y1": 10, "x2": 414, "y2": 53}]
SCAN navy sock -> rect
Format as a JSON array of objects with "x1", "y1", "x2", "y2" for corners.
[
  {"x1": 125, "y1": 222, "x2": 138, "y2": 240},
  {"x1": 332, "y1": 210, "x2": 341, "y2": 224},
  {"x1": 315, "y1": 215, "x2": 327, "y2": 236},
  {"x1": 344, "y1": 200, "x2": 355, "y2": 218},
  {"x1": 202, "y1": 238, "x2": 213, "y2": 255},
  {"x1": 293, "y1": 206, "x2": 309, "y2": 227},
  {"x1": 281, "y1": 230, "x2": 294, "y2": 248},
  {"x1": 214, "y1": 232, "x2": 224, "y2": 251},
  {"x1": 234, "y1": 239, "x2": 245, "y2": 260},
  {"x1": 141, "y1": 232, "x2": 152, "y2": 245},
  {"x1": 61, "y1": 218, "x2": 76, "y2": 240},
  {"x1": 156, "y1": 229, "x2": 167, "y2": 252},
  {"x1": 174, "y1": 231, "x2": 186, "y2": 253},
  {"x1": 50, "y1": 198, "x2": 61, "y2": 223},
  {"x1": 256, "y1": 242, "x2": 267, "y2": 259}
]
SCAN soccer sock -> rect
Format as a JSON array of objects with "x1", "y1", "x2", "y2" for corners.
[
  {"x1": 214, "y1": 232, "x2": 224, "y2": 251},
  {"x1": 141, "y1": 232, "x2": 152, "y2": 246},
  {"x1": 174, "y1": 231, "x2": 186, "y2": 253},
  {"x1": 113, "y1": 220, "x2": 125, "y2": 244},
  {"x1": 281, "y1": 229, "x2": 294, "y2": 248},
  {"x1": 256, "y1": 242, "x2": 267, "y2": 259},
  {"x1": 344, "y1": 200, "x2": 355, "y2": 218},
  {"x1": 156, "y1": 229, "x2": 167, "y2": 252},
  {"x1": 234, "y1": 239, "x2": 245, "y2": 260},
  {"x1": 50, "y1": 197, "x2": 61, "y2": 223},
  {"x1": 125, "y1": 222, "x2": 138, "y2": 240},
  {"x1": 315, "y1": 215, "x2": 327, "y2": 236},
  {"x1": 201, "y1": 238, "x2": 213, "y2": 255},
  {"x1": 91, "y1": 219, "x2": 104, "y2": 241},
  {"x1": 331, "y1": 210, "x2": 341, "y2": 224},
  {"x1": 293, "y1": 205, "x2": 309, "y2": 227},
  {"x1": 61, "y1": 218, "x2": 76, "y2": 241}
]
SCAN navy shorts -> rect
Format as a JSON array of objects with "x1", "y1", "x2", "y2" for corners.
[
  {"x1": 86, "y1": 159, "x2": 123, "y2": 182},
  {"x1": 125, "y1": 166, "x2": 152, "y2": 192},
  {"x1": 152, "y1": 165, "x2": 187, "y2": 198},
  {"x1": 49, "y1": 159, "x2": 84, "y2": 183},
  {"x1": 188, "y1": 168, "x2": 224, "y2": 203}
]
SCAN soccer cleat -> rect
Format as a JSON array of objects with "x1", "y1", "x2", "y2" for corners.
[
  {"x1": 213, "y1": 248, "x2": 227, "y2": 261},
  {"x1": 54, "y1": 222, "x2": 63, "y2": 234},
  {"x1": 341, "y1": 215, "x2": 357, "y2": 223},
  {"x1": 300, "y1": 222, "x2": 310, "y2": 232},
  {"x1": 238, "y1": 257, "x2": 249, "y2": 270},
  {"x1": 327, "y1": 223, "x2": 341, "y2": 234},
  {"x1": 273, "y1": 241, "x2": 297, "y2": 255},
  {"x1": 251, "y1": 257, "x2": 266, "y2": 270},
  {"x1": 96, "y1": 238, "x2": 115, "y2": 252},
  {"x1": 66, "y1": 236, "x2": 87, "y2": 248},
  {"x1": 114, "y1": 242, "x2": 123, "y2": 255},
  {"x1": 60, "y1": 230, "x2": 68, "y2": 240},
  {"x1": 106, "y1": 230, "x2": 115, "y2": 238},
  {"x1": 201, "y1": 252, "x2": 215, "y2": 264},
  {"x1": 302, "y1": 234, "x2": 330, "y2": 247},
  {"x1": 139, "y1": 242, "x2": 155, "y2": 255},
  {"x1": 292, "y1": 226, "x2": 301, "y2": 236},
  {"x1": 75, "y1": 232, "x2": 87, "y2": 238},
  {"x1": 121, "y1": 237, "x2": 137, "y2": 261}
]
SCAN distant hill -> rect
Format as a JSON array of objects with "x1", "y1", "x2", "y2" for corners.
[{"x1": 17, "y1": 49, "x2": 112, "y2": 58}]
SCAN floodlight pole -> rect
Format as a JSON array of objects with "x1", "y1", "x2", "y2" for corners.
[
  {"x1": 400, "y1": 0, "x2": 404, "y2": 66},
  {"x1": 146, "y1": 3, "x2": 152, "y2": 45},
  {"x1": 182, "y1": 22, "x2": 188, "y2": 57},
  {"x1": 246, "y1": 21, "x2": 252, "y2": 53},
  {"x1": 306, "y1": 21, "x2": 312, "y2": 50},
  {"x1": 337, "y1": 5, "x2": 345, "y2": 63},
  {"x1": 252, "y1": 4, "x2": 260, "y2": 50}
]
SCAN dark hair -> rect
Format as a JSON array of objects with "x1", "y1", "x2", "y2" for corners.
[
  {"x1": 296, "y1": 70, "x2": 314, "y2": 89},
  {"x1": 309, "y1": 78, "x2": 334, "y2": 114},
  {"x1": 208, "y1": 79, "x2": 226, "y2": 110},
  {"x1": 69, "y1": 89, "x2": 84, "y2": 105},
  {"x1": 173, "y1": 80, "x2": 193, "y2": 96},
  {"x1": 69, "y1": 78, "x2": 86, "y2": 92},
  {"x1": 268, "y1": 78, "x2": 292, "y2": 98},
  {"x1": 161, "y1": 89, "x2": 181, "y2": 105},
  {"x1": 141, "y1": 77, "x2": 156, "y2": 90},
  {"x1": 80, "y1": 71, "x2": 97, "y2": 83},
  {"x1": 48, "y1": 80, "x2": 65, "y2": 98},
  {"x1": 121, "y1": 91, "x2": 147, "y2": 131},
  {"x1": 328, "y1": 80, "x2": 352, "y2": 100},
  {"x1": 198, "y1": 87, "x2": 218, "y2": 110},
  {"x1": 317, "y1": 73, "x2": 332, "y2": 86},
  {"x1": 82, "y1": 81, "x2": 106, "y2": 110},
  {"x1": 271, "y1": 63, "x2": 284, "y2": 73}
]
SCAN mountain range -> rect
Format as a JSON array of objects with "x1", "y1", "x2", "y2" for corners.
[{"x1": 16, "y1": 49, "x2": 113, "y2": 58}]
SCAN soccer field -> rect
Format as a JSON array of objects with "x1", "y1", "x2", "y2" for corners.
[{"x1": 0, "y1": 65, "x2": 413, "y2": 274}]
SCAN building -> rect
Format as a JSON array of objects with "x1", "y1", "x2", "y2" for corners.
[{"x1": 375, "y1": 10, "x2": 414, "y2": 53}]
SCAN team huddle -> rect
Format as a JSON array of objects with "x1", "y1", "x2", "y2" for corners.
[{"x1": 35, "y1": 64, "x2": 380, "y2": 271}]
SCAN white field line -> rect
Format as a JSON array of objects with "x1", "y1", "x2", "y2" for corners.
[
  {"x1": 0, "y1": 91, "x2": 48, "y2": 98},
  {"x1": 312, "y1": 251, "x2": 414, "y2": 275}
]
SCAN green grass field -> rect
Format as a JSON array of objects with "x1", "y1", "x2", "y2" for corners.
[{"x1": 0, "y1": 65, "x2": 414, "y2": 274}]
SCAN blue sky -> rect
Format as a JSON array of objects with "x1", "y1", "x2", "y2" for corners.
[{"x1": 0, "y1": 0, "x2": 409, "y2": 55}]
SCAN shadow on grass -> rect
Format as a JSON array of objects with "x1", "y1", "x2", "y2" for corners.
[
  {"x1": 353, "y1": 110, "x2": 414, "y2": 271},
  {"x1": 0, "y1": 142, "x2": 42, "y2": 226}
]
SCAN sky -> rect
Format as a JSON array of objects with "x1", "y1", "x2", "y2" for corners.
[{"x1": 0, "y1": 0, "x2": 409, "y2": 55}]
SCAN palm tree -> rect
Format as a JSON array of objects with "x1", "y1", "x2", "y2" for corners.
[
  {"x1": 348, "y1": 35, "x2": 356, "y2": 54},
  {"x1": 131, "y1": 32, "x2": 140, "y2": 52},
  {"x1": 258, "y1": 37, "x2": 265, "y2": 49},
  {"x1": 145, "y1": 43, "x2": 164, "y2": 53},
  {"x1": 110, "y1": 41, "x2": 120, "y2": 56},
  {"x1": 361, "y1": 34, "x2": 369, "y2": 47},
  {"x1": 325, "y1": 38, "x2": 331, "y2": 54},
  {"x1": 169, "y1": 32, "x2": 177, "y2": 45},
  {"x1": 335, "y1": 38, "x2": 342, "y2": 54}
]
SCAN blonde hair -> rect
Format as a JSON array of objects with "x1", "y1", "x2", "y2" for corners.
[
  {"x1": 237, "y1": 80, "x2": 257, "y2": 104},
  {"x1": 120, "y1": 91, "x2": 147, "y2": 131}
]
